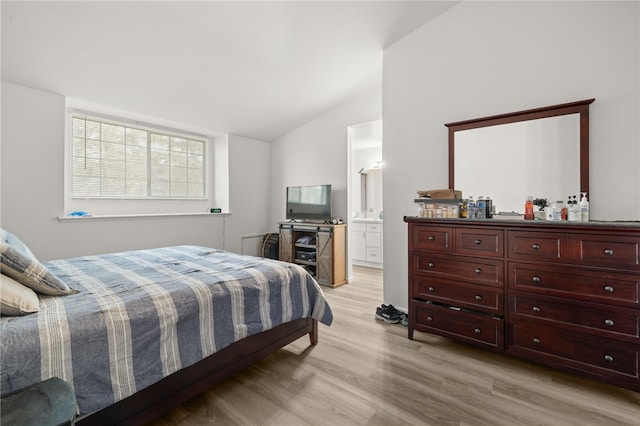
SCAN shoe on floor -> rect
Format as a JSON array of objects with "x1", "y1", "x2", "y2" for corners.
[
  {"x1": 400, "y1": 313, "x2": 408, "y2": 327},
  {"x1": 375, "y1": 304, "x2": 402, "y2": 324},
  {"x1": 381, "y1": 304, "x2": 403, "y2": 318}
]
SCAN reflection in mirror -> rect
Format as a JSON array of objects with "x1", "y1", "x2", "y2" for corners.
[
  {"x1": 455, "y1": 115, "x2": 580, "y2": 214},
  {"x1": 447, "y1": 99, "x2": 594, "y2": 216},
  {"x1": 360, "y1": 168, "x2": 383, "y2": 217}
]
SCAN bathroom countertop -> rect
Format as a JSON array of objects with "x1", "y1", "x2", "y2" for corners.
[{"x1": 352, "y1": 218, "x2": 383, "y2": 224}]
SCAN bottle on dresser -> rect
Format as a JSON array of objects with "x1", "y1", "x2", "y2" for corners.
[
  {"x1": 546, "y1": 201, "x2": 564, "y2": 221},
  {"x1": 485, "y1": 197, "x2": 493, "y2": 218},
  {"x1": 459, "y1": 200, "x2": 468, "y2": 218},
  {"x1": 580, "y1": 192, "x2": 590, "y2": 221},
  {"x1": 467, "y1": 196, "x2": 476, "y2": 219},
  {"x1": 524, "y1": 196, "x2": 534, "y2": 220},
  {"x1": 477, "y1": 196, "x2": 486, "y2": 219},
  {"x1": 567, "y1": 195, "x2": 580, "y2": 222}
]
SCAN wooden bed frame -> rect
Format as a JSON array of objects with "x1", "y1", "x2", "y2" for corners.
[{"x1": 76, "y1": 318, "x2": 318, "y2": 425}]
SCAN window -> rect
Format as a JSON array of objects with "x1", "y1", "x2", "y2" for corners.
[{"x1": 71, "y1": 114, "x2": 206, "y2": 199}]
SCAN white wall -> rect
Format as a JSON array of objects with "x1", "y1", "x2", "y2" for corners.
[
  {"x1": 1, "y1": 82, "x2": 66, "y2": 259},
  {"x1": 382, "y1": 1, "x2": 640, "y2": 311},
  {"x1": 1, "y1": 82, "x2": 272, "y2": 260},
  {"x1": 224, "y1": 134, "x2": 272, "y2": 255},
  {"x1": 269, "y1": 89, "x2": 382, "y2": 227}
]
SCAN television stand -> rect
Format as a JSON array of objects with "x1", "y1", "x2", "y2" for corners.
[{"x1": 278, "y1": 222, "x2": 347, "y2": 288}]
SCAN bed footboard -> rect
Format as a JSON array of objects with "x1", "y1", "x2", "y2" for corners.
[{"x1": 77, "y1": 318, "x2": 317, "y2": 426}]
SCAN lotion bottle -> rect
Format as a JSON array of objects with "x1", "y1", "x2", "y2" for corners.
[
  {"x1": 580, "y1": 192, "x2": 589, "y2": 222},
  {"x1": 568, "y1": 195, "x2": 580, "y2": 222}
]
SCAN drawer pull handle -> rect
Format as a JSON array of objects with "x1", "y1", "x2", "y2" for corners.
[
  {"x1": 603, "y1": 249, "x2": 614, "y2": 256},
  {"x1": 428, "y1": 262, "x2": 435, "y2": 268},
  {"x1": 532, "y1": 276, "x2": 541, "y2": 283},
  {"x1": 532, "y1": 338, "x2": 541, "y2": 344},
  {"x1": 427, "y1": 316, "x2": 433, "y2": 322},
  {"x1": 604, "y1": 355, "x2": 614, "y2": 362},
  {"x1": 475, "y1": 239, "x2": 483, "y2": 245},
  {"x1": 428, "y1": 236, "x2": 435, "y2": 241},
  {"x1": 475, "y1": 268, "x2": 483, "y2": 274},
  {"x1": 532, "y1": 306, "x2": 541, "y2": 313},
  {"x1": 532, "y1": 243, "x2": 540, "y2": 250},
  {"x1": 604, "y1": 285, "x2": 614, "y2": 293},
  {"x1": 475, "y1": 295, "x2": 483, "y2": 301},
  {"x1": 474, "y1": 328, "x2": 481, "y2": 334},
  {"x1": 428, "y1": 286, "x2": 435, "y2": 292},
  {"x1": 604, "y1": 319, "x2": 614, "y2": 326}
]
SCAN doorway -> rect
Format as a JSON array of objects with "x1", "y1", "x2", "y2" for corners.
[{"x1": 347, "y1": 120, "x2": 383, "y2": 281}]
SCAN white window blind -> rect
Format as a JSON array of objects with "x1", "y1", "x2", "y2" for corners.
[{"x1": 71, "y1": 114, "x2": 206, "y2": 199}]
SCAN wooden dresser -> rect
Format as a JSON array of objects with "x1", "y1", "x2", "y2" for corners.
[{"x1": 405, "y1": 217, "x2": 640, "y2": 392}]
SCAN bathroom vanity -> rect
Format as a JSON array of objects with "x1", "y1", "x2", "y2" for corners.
[{"x1": 351, "y1": 218, "x2": 383, "y2": 268}]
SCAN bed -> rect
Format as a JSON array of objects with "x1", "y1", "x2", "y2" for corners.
[{"x1": 0, "y1": 237, "x2": 333, "y2": 425}]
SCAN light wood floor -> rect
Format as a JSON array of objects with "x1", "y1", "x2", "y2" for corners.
[{"x1": 150, "y1": 266, "x2": 640, "y2": 425}]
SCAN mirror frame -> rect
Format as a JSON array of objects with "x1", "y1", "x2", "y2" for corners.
[{"x1": 446, "y1": 98, "x2": 595, "y2": 199}]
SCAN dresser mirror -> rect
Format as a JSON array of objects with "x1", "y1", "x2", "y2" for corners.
[{"x1": 447, "y1": 99, "x2": 594, "y2": 214}]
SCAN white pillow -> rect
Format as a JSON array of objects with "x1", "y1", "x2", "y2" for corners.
[{"x1": 1, "y1": 273, "x2": 40, "y2": 316}]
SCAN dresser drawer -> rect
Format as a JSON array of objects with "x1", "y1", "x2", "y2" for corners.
[
  {"x1": 574, "y1": 234, "x2": 640, "y2": 269},
  {"x1": 414, "y1": 277, "x2": 504, "y2": 313},
  {"x1": 509, "y1": 262, "x2": 640, "y2": 307},
  {"x1": 509, "y1": 230, "x2": 640, "y2": 268},
  {"x1": 508, "y1": 231, "x2": 565, "y2": 262},
  {"x1": 455, "y1": 228, "x2": 504, "y2": 257},
  {"x1": 414, "y1": 253, "x2": 504, "y2": 287},
  {"x1": 509, "y1": 320, "x2": 639, "y2": 378},
  {"x1": 413, "y1": 300, "x2": 504, "y2": 351},
  {"x1": 411, "y1": 225, "x2": 453, "y2": 252},
  {"x1": 509, "y1": 294, "x2": 639, "y2": 339}
]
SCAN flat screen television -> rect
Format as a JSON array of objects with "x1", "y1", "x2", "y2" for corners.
[{"x1": 286, "y1": 184, "x2": 332, "y2": 222}]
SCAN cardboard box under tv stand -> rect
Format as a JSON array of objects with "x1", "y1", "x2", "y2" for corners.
[{"x1": 278, "y1": 222, "x2": 347, "y2": 288}]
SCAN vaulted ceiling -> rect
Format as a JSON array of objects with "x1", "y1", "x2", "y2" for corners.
[{"x1": 2, "y1": 1, "x2": 457, "y2": 141}]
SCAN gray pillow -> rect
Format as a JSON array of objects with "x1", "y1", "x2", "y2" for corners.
[{"x1": 0, "y1": 228, "x2": 74, "y2": 296}]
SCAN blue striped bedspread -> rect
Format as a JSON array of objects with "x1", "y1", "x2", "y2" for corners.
[{"x1": 0, "y1": 246, "x2": 333, "y2": 415}]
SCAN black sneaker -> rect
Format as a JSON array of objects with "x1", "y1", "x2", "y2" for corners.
[
  {"x1": 382, "y1": 304, "x2": 403, "y2": 319},
  {"x1": 375, "y1": 305, "x2": 402, "y2": 323}
]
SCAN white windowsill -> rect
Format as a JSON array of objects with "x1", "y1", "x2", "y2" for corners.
[{"x1": 58, "y1": 212, "x2": 232, "y2": 222}]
